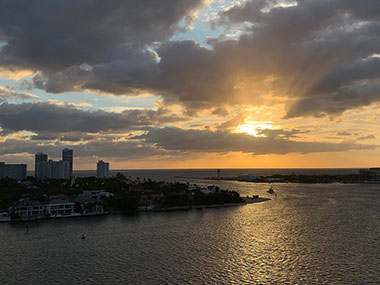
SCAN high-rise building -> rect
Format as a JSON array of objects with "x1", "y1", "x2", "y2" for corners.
[
  {"x1": 0, "y1": 162, "x2": 4, "y2": 179},
  {"x1": 48, "y1": 160, "x2": 70, "y2": 179},
  {"x1": 35, "y1": 152, "x2": 48, "y2": 178},
  {"x1": 97, "y1": 160, "x2": 109, "y2": 179},
  {"x1": 62, "y1": 148, "x2": 73, "y2": 177},
  {"x1": 3, "y1": 164, "x2": 27, "y2": 180}
]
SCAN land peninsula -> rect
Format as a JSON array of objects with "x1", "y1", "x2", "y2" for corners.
[{"x1": 0, "y1": 173, "x2": 268, "y2": 222}]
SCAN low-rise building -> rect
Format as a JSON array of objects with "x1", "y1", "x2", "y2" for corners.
[
  {"x1": 12, "y1": 200, "x2": 45, "y2": 220},
  {"x1": 11, "y1": 198, "x2": 77, "y2": 220},
  {"x1": 45, "y1": 199, "x2": 75, "y2": 216},
  {"x1": 359, "y1": 168, "x2": 380, "y2": 181}
]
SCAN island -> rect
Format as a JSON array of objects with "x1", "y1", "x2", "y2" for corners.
[
  {"x1": 0, "y1": 173, "x2": 269, "y2": 222},
  {"x1": 179, "y1": 173, "x2": 375, "y2": 184}
]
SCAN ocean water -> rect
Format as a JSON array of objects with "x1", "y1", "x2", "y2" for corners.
[
  {"x1": 1, "y1": 171, "x2": 380, "y2": 283},
  {"x1": 73, "y1": 168, "x2": 360, "y2": 180}
]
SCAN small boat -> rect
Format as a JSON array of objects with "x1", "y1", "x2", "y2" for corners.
[
  {"x1": 267, "y1": 187, "x2": 275, "y2": 194},
  {"x1": 81, "y1": 234, "x2": 86, "y2": 240}
]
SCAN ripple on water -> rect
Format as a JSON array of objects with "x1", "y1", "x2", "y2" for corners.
[{"x1": 0, "y1": 183, "x2": 380, "y2": 284}]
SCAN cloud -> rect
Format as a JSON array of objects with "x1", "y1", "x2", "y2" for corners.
[
  {"x1": 0, "y1": 138, "x2": 177, "y2": 161},
  {"x1": 0, "y1": 0, "x2": 207, "y2": 96},
  {"x1": 216, "y1": 112, "x2": 247, "y2": 130},
  {"x1": 358, "y1": 134, "x2": 376, "y2": 141},
  {"x1": 337, "y1": 131, "x2": 351, "y2": 136},
  {"x1": 0, "y1": 125, "x2": 375, "y2": 165},
  {"x1": 1, "y1": 0, "x2": 379, "y2": 118},
  {"x1": 0, "y1": 101, "x2": 188, "y2": 135},
  {"x1": 217, "y1": 0, "x2": 380, "y2": 117},
  {"x1": 136, "y1": 127, "x2": 376, "y2": 155},
  {"x1": 258, "y1": 128, "x2": 309, "y2": 139},
  {"x1": 0, "y1": 86, "x2": 38, "y2": 100}
]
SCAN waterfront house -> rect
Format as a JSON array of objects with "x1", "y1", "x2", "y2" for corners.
[
  {"x1": 45, "y1": 198, "x2": 76, "y2": 217},
  {"x1": 11, "y1": 200, "x2": 45, "y2": 220},
  {"x1": 11, "y1": 197, "x2": 77, "y2": 220}
]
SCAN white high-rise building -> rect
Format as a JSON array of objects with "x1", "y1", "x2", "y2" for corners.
[
  {"x1": 97, "y1": 160, "x2": 109, "y2": 179},
  {"x1": 35, "y1": 152, "x2": 48, "y2": 179},
  {"x1": 48, "y1": 160, "x2": 70, "y2": 179},
  {"x1": 62, "y1": 148, "x2": 73, "y2": 178},
  {"x1": 0, "y1": 162, "x2": 4, "y2": 179},
  {"x1": 34, "y1": 149, "x2": 73, "y2": 180}
]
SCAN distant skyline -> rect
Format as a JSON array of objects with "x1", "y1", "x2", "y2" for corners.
[{"x1": 0, "y1": 0, "x2": 380, "y2": 169}]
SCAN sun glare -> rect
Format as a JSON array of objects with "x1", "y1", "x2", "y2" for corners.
[{"x1": 235, "y1": 121, "x2": 273, "y2": 137}]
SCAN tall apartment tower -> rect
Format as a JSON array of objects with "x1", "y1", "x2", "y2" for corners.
[
  {"x1": 0, "y1": 162, "x2": 4, "y2": 179},
  {"x1": 48, "y1": 160, "x2": 70, "y2": 179},
  {"x1": 35, "y1": 152, "x2": 48, "y2": 178},
  {"x1": 97, "y1": 160, "x2": 109, "y2": 179},
  {"x1": 62, "y1": 148, "x2": 73, "y2": 178}
]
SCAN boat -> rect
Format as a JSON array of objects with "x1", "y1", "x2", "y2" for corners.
[{"x1": 267, "y1": 187, "x2": 275, "y2": 194}]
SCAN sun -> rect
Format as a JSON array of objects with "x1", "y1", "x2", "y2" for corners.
[{"x1": 235, "y1": 121, "x2": 273, "y2": 137}]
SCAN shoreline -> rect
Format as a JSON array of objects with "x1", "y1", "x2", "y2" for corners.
[
  {"x1": 139, "y1": 197, "x2": 271, "y2": 212},
  {"x1": 174, "y1": 175, "x2": 375, "y2": 184},
  {"x1": 3, "y1": 198, "x2": 271, "y2": 223}
]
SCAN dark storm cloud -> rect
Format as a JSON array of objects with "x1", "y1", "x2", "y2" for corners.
[
  {"x1": 1, "y1": 0, "x2": 380, "y2": 117},
  {"x1": 0, "y1": 102, "x2": 187, "y2": 134},
  {"x1": 0, "y1": 0, "x2": 204, "y2": 70},
  {"x1": 0, "y1": 0, "x2": 206, "y2": 94},
  {"x1": 136, "y1": 127, "x2": 376, "y2": 155}
]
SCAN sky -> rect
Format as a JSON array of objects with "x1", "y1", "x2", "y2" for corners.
[{"x1": 0, "y1": 0, "x2": 379, "y2": 170}]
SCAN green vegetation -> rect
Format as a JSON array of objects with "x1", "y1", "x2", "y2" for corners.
[{"x1": 0, "y1": 173, "x2": 245, "y2": 213}]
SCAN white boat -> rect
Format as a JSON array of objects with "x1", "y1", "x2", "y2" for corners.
[{"x1": 267, "y1": 187, "x2": 275, "y2": 194}]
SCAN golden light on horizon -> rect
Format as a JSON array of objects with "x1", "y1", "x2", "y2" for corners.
[{"x1": 235, "y1": 121, "x2": 273, "y2": 137}]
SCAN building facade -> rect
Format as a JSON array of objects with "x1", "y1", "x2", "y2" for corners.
[
  {"x1": 96, "y1": 160, "x2": 109, "y2": 179},
  {"x1": 62, "y1": 148, "x2": 73, "y2": 178},
  {"x1": 35, "y1": 152, "x2": 49, "y2": 179},
  {"x1": 0, "y1": 164, "x2": 27, "y2": 180},
  {"x1": 12, "y1": 199, "x2": 76, "y2": 220},
  {"x1": 35, "y1": 149, "x2": 73, "y2": 179},
  {"x1": 359, "y1": 168, "x2": 380, "y2": 181},
  {"x1": 48, "y1": 160, "x2": 70, "y2": 179},
  {"x1": 0, "y1": 162, "x2": 4, "y2": 179}
]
